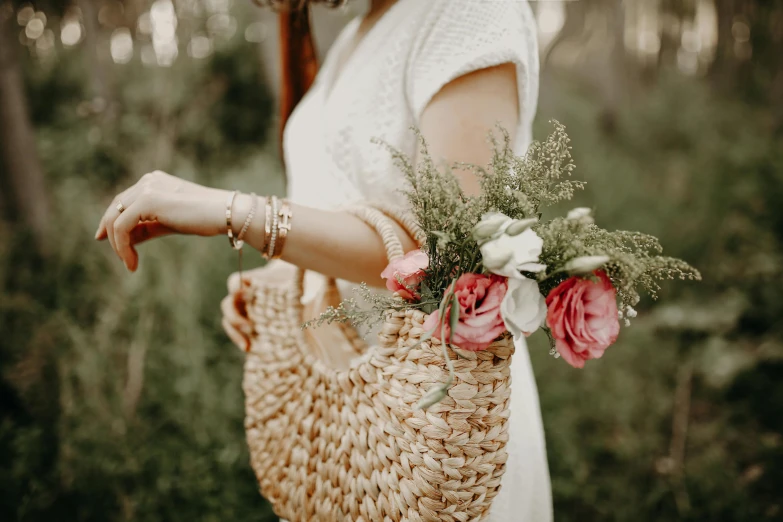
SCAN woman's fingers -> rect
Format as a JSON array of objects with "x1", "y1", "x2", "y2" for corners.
[
  {"x1": 221, "y1": 293, "x2": 253, "y2": 351},
  {"x1": 97, "y1": 200, "x2": 115, "y2": 244},
  {"x1": 221, "y1": 293, "x2": 250, "y2": 325},
  {"x1": 222, "y1": 317, "x2": 250, "y2": 352},
  {"x1": 96, "y1": 199, "x2": 118, "y2": 240},
  {"x1": 227, "y1": 271, "x2": 242, "y2": 293},
  {"x1": 98, "y1": 202, "x2": 172, "y2": 270},
  {"x1": 97, "y1": 172, "x2": 163, "y2": 246},
  {"x1": 129, "y1": 221, "x2": 176, "y2": 245},
  {"x1": 96, "y1": 171, "x2": 229, "y2": 266},
  {"x1": 108, "y1": 221, "x2": 175, "y2": 272},
  {"x1": 113, "y1": 197, "x2": 154, "y2": 271},
  {"x1": 97, "y1": 184, "x2": 138, "y2": 251}
]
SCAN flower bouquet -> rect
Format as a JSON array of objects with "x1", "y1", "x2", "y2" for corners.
[{"x1": 307, "y1": 121, "x2": 701, "y2": 409}]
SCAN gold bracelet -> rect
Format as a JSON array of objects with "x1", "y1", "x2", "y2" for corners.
[
  {"x1": 272, "y1": 199, "x2": 292, "y2": 259},
  {"x1": 234, "y1": 193, "x2": 257, "y2": 250},
  {"x1": 266, "y1": 196, "x2": 279, "y2": 259},
  {"x1": 226, "y1": 190, "x2": 239, "y2": 248}
]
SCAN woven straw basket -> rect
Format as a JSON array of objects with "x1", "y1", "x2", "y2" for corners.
[{"x1": 240, "y1": 205, "x2": 515, "y2": 522}]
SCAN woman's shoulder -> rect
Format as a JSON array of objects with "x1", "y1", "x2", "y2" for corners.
[
  {"x1": 406, "y1": 0, "x2": 538, "y2": 74},
  {"x1": 413, "y1": 0, "x2": 537, "y2": 41},
  {"x1": 405, "y1": 0, "x2": 540, "y2": 122}
]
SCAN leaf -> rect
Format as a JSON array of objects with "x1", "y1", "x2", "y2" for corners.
[
  {"x1": 432, "y1": 231, "x2": 452, "y2": 250},
  {"x1": 421, "y1": 302, "x2": 438, "y2": 314},
  {"x1": 415, "y1": 384, "x2": 449, "y2": 410}
]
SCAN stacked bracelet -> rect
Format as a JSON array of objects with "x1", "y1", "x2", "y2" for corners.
[
  {"x1": 263, "y1": 197, "x2": 273, "y2": 257},
  {"x1": 226, "y1": 191, "x2": 259, "y2": 283},
  {"x1": 261, "y1": 196, "x2": 292, "y2": 260},
  {"x1": 234, "y1": 193, "x2": 257, "y2": 250},
  {"x1": 273, "y1": 199, "x2": 292, "y2": 259},
  {"x1": 226, "y1": 190, "x2": 239, "y2": 248},
  {"x1": 267, "y1": 196, "x2": 279, "y2": 259}
]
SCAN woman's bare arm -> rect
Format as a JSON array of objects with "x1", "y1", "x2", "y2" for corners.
[
  {"x1": 417, "y1": 62, "x2": 519, "y2": 198},
  {"x1": 96, "y1": 63, "x2": 520, "y2": 286}
]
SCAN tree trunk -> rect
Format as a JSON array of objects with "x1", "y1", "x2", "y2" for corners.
[
  {"x1": 78, "y1": 0, "x2": 115, "y2": 121},
  {"x1": 542, "y1": 0, "x2": 590, "y2": 68},
  {"x1": 658, "y1": 0, "x2": 695, "y2": 70},
  {"x1": 710, "y1": 0, "x2": 737, "y2": 88},
  {"x1": 0, "y1": 4, "x2": 50, "y2": 251},
  {"x1": 601, "y1": 0, "x2": 629, "y2": 133}
]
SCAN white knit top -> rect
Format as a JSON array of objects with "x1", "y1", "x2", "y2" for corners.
[
  {"x1": 283, "y1": 1, "x2": 552, "y2": 520},
  {"x1": 285, "y1": 0, "x2": 540, "y2": 211}
]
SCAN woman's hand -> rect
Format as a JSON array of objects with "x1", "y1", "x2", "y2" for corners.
[
  {"x1": 220, "y1": 270, "x2": 261, "y2": 352},
  {"x1": 95, "y1": 170, "x2": 228, "y2": 271}
]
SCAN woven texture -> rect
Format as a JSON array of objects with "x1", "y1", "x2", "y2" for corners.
[
  {"x1": 244, "y1": 297, "x2": 514, "y2": 521},
  {"x1": 241, "y1": 206, "x2": 515, "y2": 521}
]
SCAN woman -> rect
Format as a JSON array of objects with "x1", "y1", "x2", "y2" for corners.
[{"x1": 95, "y1": 0, "x2": 552, "y2": 519}]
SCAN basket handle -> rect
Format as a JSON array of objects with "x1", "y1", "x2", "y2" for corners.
[
  {"x1": 367, "y1": 202, "x2": 426, "y2": 247},
  {"x1": 293, "y1": 205, "x2": 407, "y2": 296}
]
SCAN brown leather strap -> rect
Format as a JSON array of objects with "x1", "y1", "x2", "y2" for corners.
[{"x1": 278, "y1": 7, "x2": 319, "y2": 162}]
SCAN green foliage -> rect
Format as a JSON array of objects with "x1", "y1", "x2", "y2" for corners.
[
  {"x1": 301, "y1": 283, "x2": 406, "y2": 331},
  {"x1": 1, "y1": 183, "x2": 276, "y2": 522},
  {"x1": 2, "y1": 18, "x2": 782, "y2": 522},
  {"x1": 531, "y1": 72, "x2": 783, "y2": 522},
  {"x1": 327, "y1": 121, "x2": 699, "y2": 333},
  {"x1": 177, "y1": 43, "x2": 274, "y2": 166},
  {"x1": 383, "y1": 122, "x2": 587, "y2": 300},
  {"x1": 2, "y1": 34, "x2": 280, "y2": 522},
  {"x1": 379, "y1": 132, "x2": 481, "y2": 300},
  {"x1": 535, "y1": 218, "x2": 701, "y2": 309},
  {"x1": 480, "y1": 121, "x2": 584, "y2": 217}
]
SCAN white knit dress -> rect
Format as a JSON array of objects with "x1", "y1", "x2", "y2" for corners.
[{"x1": 283, "y1": 1, "x2": 552, "y2": 520}]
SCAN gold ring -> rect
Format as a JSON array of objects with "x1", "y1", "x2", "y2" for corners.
[{"x1": 116, "y1": 201, "x2": 126, "y2": 213}]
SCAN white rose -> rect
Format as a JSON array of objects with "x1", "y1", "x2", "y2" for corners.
[
  {"x1": 472, "y1": 212, "x2": 513, "y2": 243},
  {"x1": 501, "y1": 277, "x2": 547, "y2": 339},
  {"x1": 563, "y1": 255, "x2": 611, "y2": 275},
  {"x1": 566, "y1": 207, "x2": 594, "y2": 225},
  {"x1": 481, "y1": 228, "x2": 547, "y2": 278}
]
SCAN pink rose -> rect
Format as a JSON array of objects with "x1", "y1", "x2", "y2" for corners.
[
  {"x1": 545, "y1": 271, "x2": 620, "y2": 368},
  {"x1": 380, "y1": 250, "x2": 429, "y2": 301},
  {"x1": 423, "y1": 273, "x2": 508, "y2": 352}
]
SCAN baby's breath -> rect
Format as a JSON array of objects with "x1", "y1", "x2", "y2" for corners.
[
  {"x1": 301, "y1": 283, "x2": 408, "y2": 331},
  {"x1": 305, "y1": 121, "x2": 700, "y2": 330},
  {"x1": 535, "y1": 219, "x2": 701, "y2": 310}
]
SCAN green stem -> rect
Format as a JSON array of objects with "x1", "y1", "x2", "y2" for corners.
[
  {"x1": 438, "y1": 278, "x2": 457, "y2": 387},
  {"x1": 439, "y1": 304, "x2": 455, "y2": 389}
]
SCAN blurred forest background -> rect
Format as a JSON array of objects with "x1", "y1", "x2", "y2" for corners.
[{"x1": 1, "y1": 0, "x2": 782, "y2": 520}]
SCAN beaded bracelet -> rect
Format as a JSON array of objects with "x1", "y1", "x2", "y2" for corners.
[
  {"x1": 228, "y1": 192, "x2": 260, "y2": 282},
  {"x1": 234, "y1": 193, "x2": 257, "y2": 250},
  {"x1": 263, "y1": 196, "x2": 273, "y2": 258},
  {"x1": 266, "y1": 196, "x2": 280, "y2": 259},
  {"x1": 272, "y1": 199, "x2": 292, "y2": 259}
]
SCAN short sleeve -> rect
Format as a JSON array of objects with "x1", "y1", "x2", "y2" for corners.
[{"x1": 405, "y1": 0, "x2": 540, "y2": 131}]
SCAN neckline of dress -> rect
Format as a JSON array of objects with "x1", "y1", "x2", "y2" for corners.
[{"x1": 321, "y1": 0, "x2": 410, "y2": 103}]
